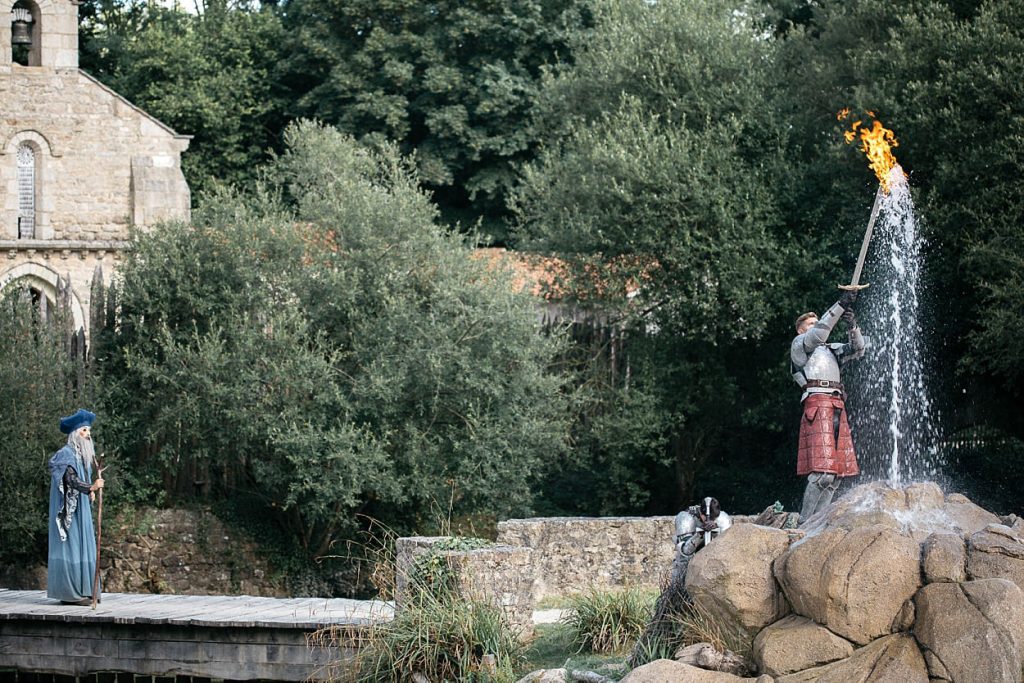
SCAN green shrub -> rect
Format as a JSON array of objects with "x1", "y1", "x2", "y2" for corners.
[
  {"x1": 0, "y1": 290, "x2": 92, "y2": 566},
  {"x1": 353, "y1": 593, "x2": 524, "y2": 682},
  {"x1": 560, "y1": 587, "x2": 654, "y2": 654}
]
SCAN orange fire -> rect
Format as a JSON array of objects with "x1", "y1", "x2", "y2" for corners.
[{"x1": 838, "y1": 110, "x2": 902, "y2": 193}]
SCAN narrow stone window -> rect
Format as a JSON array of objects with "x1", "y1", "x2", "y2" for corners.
[{"x1": 17, "y1": 144, "x2": 36, "y2": 239}]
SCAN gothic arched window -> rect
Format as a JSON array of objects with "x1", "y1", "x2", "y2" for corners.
[{"x1": 17, "y1": 143, "x2": 36, "y2": 239}]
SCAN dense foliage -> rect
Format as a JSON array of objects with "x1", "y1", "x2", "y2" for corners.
[
  {"x1": 0, "y1": 292, "x2": 90, "y2": 564},
  {"x1": 1, "y1": 0, "x2": 1018, "y2": 576},
  {"x1": 97, "y1": 122, "x2": 570, "y2": 573}
]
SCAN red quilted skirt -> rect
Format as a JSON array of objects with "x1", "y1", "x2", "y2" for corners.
[{"x1": 797, "y1": 393, "x2": 859, "y2": 477}]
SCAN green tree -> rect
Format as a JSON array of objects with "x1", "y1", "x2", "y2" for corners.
[
  {"x1": 102, "y1": 121, "x2": 570, "y2": 568},
  {"x1": 771, "y1": 0, "x2": 1024, "y2": 441},
  {"x1": 79, "y1": 0, "x2": 288, "y2": 198},
  {"x1": 514, "y1": 0, "x2": 798, "y2": 509},
  {"x1": 0, "y1": 290, "x2": 91, "y2": 565},
  {"x1": 277, "y1": 0, "x2": 593, "y2": 239}
]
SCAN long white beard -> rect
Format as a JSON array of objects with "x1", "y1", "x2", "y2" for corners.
[{"x1": 69, "y1": 431, "x2": 95, "y2": 468}]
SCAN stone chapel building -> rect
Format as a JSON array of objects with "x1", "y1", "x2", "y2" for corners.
[{"x1": 1, "y1": 0, "x2": 190, "y2": 333}]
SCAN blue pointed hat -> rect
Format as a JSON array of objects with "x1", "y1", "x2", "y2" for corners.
[{"x1": 59, "y1": 409, "x2": 96, "y2": 435}]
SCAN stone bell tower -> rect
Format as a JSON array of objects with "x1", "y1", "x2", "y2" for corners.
[{"x1": 1, "y1": 0, "x2": 191, "y2": 333}]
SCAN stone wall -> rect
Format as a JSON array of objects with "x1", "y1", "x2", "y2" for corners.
[
  {"x1": 102, "y1": 508, "x2": 284, "y2": 596},
  {"x1": 394, "y1": 536, "x2": 536, "y2": 636},
  {"x1": 1, "y1": 507, "x2": 285, "y2": 597},
  {"x1": 0, "y1": 69, "x2": 190, "y2": 242},
  {"x1": 497, "y1": 516, "x2": 678, "y2": 601}
]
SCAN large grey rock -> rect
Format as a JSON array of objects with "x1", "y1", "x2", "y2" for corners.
[
  {"x1": 752, "y1": 615, "x2": 854, "y2": 676},
  {"x1": 943, "y1": 494, "x2": 1003, "y2": 536},
  {"x1": 914, "y1": 578, "x2": 1024, "y2": 683},
  {"x1": 922, "y1": 532, "x2": 967, "y2": 584},
  {"x1": 776, "y1": 634, "x2": 928, "y2": 683},
  {"x1": 685, "y1": 524, "x2": 792, "y2": 646},
  {"x1": 802, "y1": 483, "x2": 999, "y2": 542},
  {"x1": 621, "y1": 659, "x2": 764, "y2": 682},
  {"x1": 967, "y1": 524, "x2": 1024, "y2": 591},
  {"x1": 774, "y1": 524, "x2": 921, "y2": 645}
]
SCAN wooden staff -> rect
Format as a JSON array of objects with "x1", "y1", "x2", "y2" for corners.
[{"x1": 91, "y1": 456, "x2": 106, "y2": 610}]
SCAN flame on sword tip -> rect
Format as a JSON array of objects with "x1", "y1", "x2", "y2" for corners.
[{"x1": 837, "y1": 109, "x2": 904, "y2": 193}]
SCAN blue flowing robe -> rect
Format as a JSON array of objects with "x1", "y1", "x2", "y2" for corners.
[{"x1": 47, "y1": 445, "x2": 98, "y2": 602}]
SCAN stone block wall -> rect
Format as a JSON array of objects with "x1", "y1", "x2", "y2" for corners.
[
  {"x1": 394, "y1": 536, "x2": 536, "y2": 637},
  {"x1": 101, "y1": 508, "x2": 285, "y2": 597},
  {"x1": 0, "y1": 69, "x2": 190, "y2": 243},
  {"x1": 497, "y1": 516, "x2": 678, "y2": 601}
]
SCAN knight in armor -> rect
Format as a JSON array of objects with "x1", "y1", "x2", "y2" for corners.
[
  {"x1": 674, "y1": 496, "x2": 732, "y2": 559},
  {"x1": 631, "y1": 496, "x2": 731, "y2": 666},
  {"x1": 790, "y1": 290, "x2": 867, "y2": 522}
]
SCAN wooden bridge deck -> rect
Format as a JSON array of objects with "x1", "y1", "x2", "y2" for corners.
[{"x1": 0, "y1": 589, "x2": 392, "y2": 680}]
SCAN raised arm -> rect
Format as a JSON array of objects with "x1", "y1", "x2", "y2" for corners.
[{"x1": 799, "y1": 302, "x2": 845, "y2": 353}]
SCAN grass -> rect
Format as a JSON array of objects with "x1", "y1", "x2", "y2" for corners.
[
  {"x1": 560, "y1": 587, "x2": 657, "y2": 655},
  {"x1": 311, "y1": 527, "x2": 523, "y2": 682},
  {"x1": 520, "y1": 623, "x2": 629, "y2": 680}
]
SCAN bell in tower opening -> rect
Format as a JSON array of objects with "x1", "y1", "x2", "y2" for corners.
[{"x1": 11, "y1": 2, "x2": 35, "y2": 66}]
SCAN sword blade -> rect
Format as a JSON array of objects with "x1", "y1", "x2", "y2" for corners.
[{"x1": 848, "y1": 185, "x2": 885, "y2": 287}]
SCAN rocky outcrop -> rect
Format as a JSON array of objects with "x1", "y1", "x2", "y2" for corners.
[
  {"x1": 921, "y1": 532, "x2": 967, "y2": 583},
  {"x1": 967, "y1": 524, "x2": 1024, "y2": 590},
  {"x1": 621, "y1": 659, "x2": 768, "y2": 682},
  {"x1": 629, "y1": 484, "x2": 1024, "y2": 682},
  {"x1": 685, "y1": 524, "x2": 792, "y2": 645},
  {"x1": 752, "y1": 615, "x2": 854, "y2": 676},
  {"x1": 774, "y1": 524, "x2": 921, "y2": 645},
  {"x1": 774, "y1": 634, "x2": 928, "y2": 682},
  {"x1": 914, "y1": 579, "x2": 1024, "y2": 682}
]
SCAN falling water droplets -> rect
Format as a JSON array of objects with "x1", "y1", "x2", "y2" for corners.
[{"x1": 847, "y1": 166, "x2": 942, "y2": 486}]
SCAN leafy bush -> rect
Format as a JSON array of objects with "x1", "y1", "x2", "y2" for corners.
[
  {"x1": 560, "y1": 587, "x2": 654, "y2": 654},
  {"x1": 0, "y1": 290, "x2": 92, "y2": 565},
  {"x1": 101, "y1": 120, "x2": 571, "y2": 571}
]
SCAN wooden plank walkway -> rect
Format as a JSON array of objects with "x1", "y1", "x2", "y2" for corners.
[{"x1": 0, "y1": 590, "x2": 393, "y2": 680}]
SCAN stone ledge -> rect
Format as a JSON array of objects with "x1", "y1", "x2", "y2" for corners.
[{"x1": 0, "y1": 239, "x2": 129, "y2": 251}]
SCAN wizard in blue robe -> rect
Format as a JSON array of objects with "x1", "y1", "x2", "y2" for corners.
[{"x1": 47, "y1": 409, "x2": 104, "y2": 605}]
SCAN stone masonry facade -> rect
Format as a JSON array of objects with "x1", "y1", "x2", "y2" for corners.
[{"x1": 1, "y1": 0, "x2": 190, "y2": 332}]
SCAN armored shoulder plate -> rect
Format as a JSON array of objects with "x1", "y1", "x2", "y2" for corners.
[{"x1": 674, "y1": 510, "x2": 699, "y2": 539}]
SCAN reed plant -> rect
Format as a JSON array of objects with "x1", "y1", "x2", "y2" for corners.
[
  {"x1": 312, "y1": 528, "x2": 523, "y2": 682},
  {"x1": 560, "y1": 586, "x2": 655, "y2": 654}
]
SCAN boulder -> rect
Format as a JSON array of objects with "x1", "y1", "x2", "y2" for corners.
[
  {"x1": 514, "y1": 670, "x2": 566, "y2": 683},
  {"x1": 674, "y1": 643, "x2": 749, "y2": 676},
  {"x1": 775, "y1": 634, "x2": 928, "y2": 683},
  {"x1": 685, "y1": 524, "x2": 792, "y2": 646},
  {"x1": 752, "y1": 615, "x2": 854, "y2": 676},
  {"x1": 921, "y1": 532, "x2": 966, "y2": 584},
  {"x1": 774, "y1": 524, "x2": 921, "y2": 645},
  {"x1": 802, "y1": 483, "x2": 998, "y2": 542},
  {"x1": 967, "y1": 524, "x2": 1024, "y2": 590},
  {"x1": 943, "y1": 494, "x2": 1002, "y2": 536},
  {"x1": 620, "y1": 659, "x2": 766, "y2": 682},
  {"x1": 914, "y1": 579, "x2": 1024, "y2": 682}
]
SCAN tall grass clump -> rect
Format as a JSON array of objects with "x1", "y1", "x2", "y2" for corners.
[
  {"x1": 560, "y1": 586, "x2": 654, "y2": 654},
  {"x1": 311, "y1": 531, "x2": 524, "y2": 682},
  {"x1": 351, "y1": 591, "x2": 524, "y2": 682}
]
